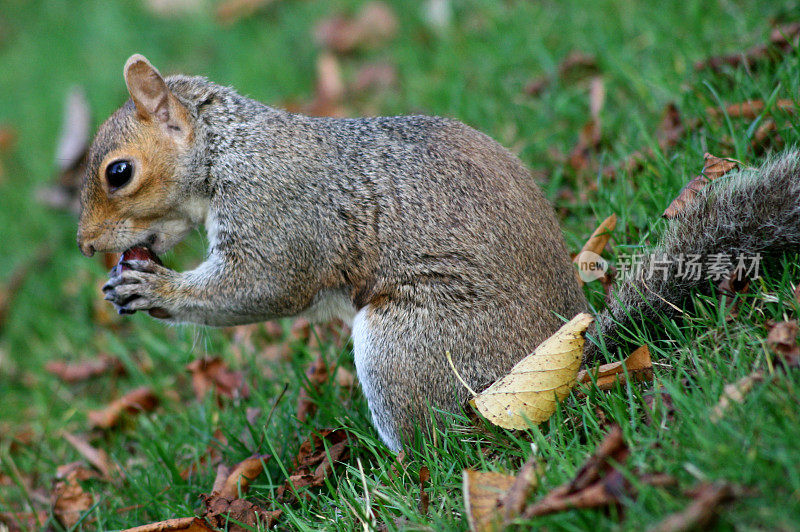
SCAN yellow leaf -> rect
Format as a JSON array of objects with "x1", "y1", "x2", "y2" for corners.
[
  {"x1": 473, "y1": 313, "x2": 593, "y2": 429},
  {"x1": 463, "y1": 470, "x2": 516, "y2": 532}
]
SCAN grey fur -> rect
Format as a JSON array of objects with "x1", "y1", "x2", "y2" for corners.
[{"x1": 83, "y1": 73, "x2": 585, "y2": 450}]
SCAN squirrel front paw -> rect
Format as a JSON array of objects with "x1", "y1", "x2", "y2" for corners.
[{"x1": 102, "y1": 259, "x2": 175, "y2": 319}]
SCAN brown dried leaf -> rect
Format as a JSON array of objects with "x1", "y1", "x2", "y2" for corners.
[
  {"x1": 663, "y1": 153, "x2": 741, "y2": 219},
  {"x1": 62, "y1": 432, "x2": 116, "y2": 479},
  {"x1": 710, "y1": 371, "x2": 765, "y2": 423},
  {"x1": 498, "y1": 456, "x2": 540, "y2": 523},
  {"x1": 215, "y1": 0, "x2": 278, "y2": 25},
  {"x1": 52, "y1": 463, "x2": 95, "y2": 529},
  {"x1": 314, "y1": 2, "x2": 398, "y2": 53},
  {"x1": 201, "y1": 494, "x2": 282, "y2": 532},
  {"x1": 278, "y1": 429, "x2": 352, "y2": 502},
  {"x1": 463, "y1": 470, "x2": 516, "y2": 532},
  {"x1": 120, "y1": 516, "x2": 216, "y2": 532},
  {"x1": 297, "y1": 354, "x2": 329, "y2": 422},
  {"x1": 576, "y1": 344, "x2": 653, "y2": 392},
  {"x1": 87, "y1": 386, "x2": 159, "y2": 429},
  {"x1": 46, "y1": 354, "x2": 125, "y2": 383},
  {"x1": 766, "y1": 320, "x2": 800, "y2": 367},
  {"x1": 695, "y1": 22, "x2": 800, "y2": 72},
  {"x1": 186, "y1": 357, "x2": 249, "y2": 401},
  {"x1": 418, "y1": 465, "x2": 431, "y2": 514},
  {"x1": 211, "y1": 463, "x2": 231, "y2": 494},
  {"x1": 521, "y1": 425, "x2": 674, "y2": 518},
  {"x1": 706, "y1": 98, "x2": 795, "y2": 120},
  {"x1": 717, "y1": 269, "x2": 750, "y2": 319},
  {"x1": 649, "y1": 482, "x2": 735, "y2": 532},
  {"x1": 574, "y1": 213, "x2": 616, "y2": 266},
  {"x1": 573, "y1": 214, "x2": 616, "y2": 285},
  {"x1": 217, "y1": 454, "x2": 271, "y2": 498}
]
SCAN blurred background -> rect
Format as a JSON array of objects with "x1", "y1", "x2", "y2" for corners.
[{"x1": 1, "y1": 0, "x2": 799, "y2": 529}]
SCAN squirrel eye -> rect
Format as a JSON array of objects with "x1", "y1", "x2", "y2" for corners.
[{"x1": 105, "y1": 160, "x2": 133, "y2": 190}]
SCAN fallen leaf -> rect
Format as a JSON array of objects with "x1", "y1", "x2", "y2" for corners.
[
  {"x1": 186, "y1": 357, "x2": 249, "y2": 402},
  {"x1": 717, "y1": 269, "x2": 750, "y2": 319},
  {"x1": 314, "y1": 1, "x2": 398, "y2": 53},
  {"x1": 217, "y1": 454, "x2": 271, "y2": 498},
  {"x1": 215, "y1": 0, "x2": 278, "y2": 25},
  {"x1": 297, "y1": 354, "x2": 329, "y2": 422},
  {"x1": 472, "y1": 313, "x2": 593, "y2": 429},
  {"x1": 710, "y1": 371, "x2": 765, "y2": 423},
  {"x1": 766, "y1": 320, "x2": 800, "y2": 368},
  {"x1": 649, "y1": 482, "x2": 735, "y2": 532},
  {"x1": 498, "y1": 456, "x2": 540, "y2": 523},
  {"x1": 201, "y1": 494, "x2": 282, "y2": 532},
  {"x1": 573, "y1": 213, "x2": 617, "y2": 285},
  {"x1": 52, "y1": 462, "x2": 94, "y2": 529},
  {"x1": 521, "y1": 426, "x2": 675, "y2": 518},
  {"x1": 463, "y1": 470, "x2": 516, "y2": 532},
  {"x1": 120, "y1": 516, "x2": 216, "y2": 532},
  {"x1": 87, "y1": 386, "x2": 159, "y2": 429},
  {"x1": 705, "y1": 98, "x2": 795, "y2": 120},
  {"x1": 576, "y1": 344, "x2": 653, "y2": 392},
  {"x1": 278, "y1": 429, "x2": 352, "y2": 502},
  {"x1": 46, "y1": 353, "x2": 125, "y2": 383},
  {"x1": 419, "y1": 466, "x2": 431, "y2": 514},
  {"x1": 62, "y1": 432, "x2": 116, "y2": 480},
  {"x1": 694, "y1": 22, "x2": 800, "y2": 72},
  {"x1": 663, "y1": 153, "x2": 741, "y2": 219}
]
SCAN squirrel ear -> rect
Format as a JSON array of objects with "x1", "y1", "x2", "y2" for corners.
[
  {"x1": 123, "y1": 54, "x2": 189, "y2": 138},
  {"x1": 124, "y1": 54, "x2": 170, "y2": 121}
]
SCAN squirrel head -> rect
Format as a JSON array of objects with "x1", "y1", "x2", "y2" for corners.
[{"x1": 77, "y1": 54, "x2": 203, "y2": 257}]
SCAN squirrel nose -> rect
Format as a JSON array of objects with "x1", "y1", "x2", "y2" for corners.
[{"x1": 78, "y1": 239, "x2": 96, "y2": 257}]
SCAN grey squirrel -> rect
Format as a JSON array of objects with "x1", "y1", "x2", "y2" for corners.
[{"x1": 77, "y1": 54, "x2": 800, "y2": 450}]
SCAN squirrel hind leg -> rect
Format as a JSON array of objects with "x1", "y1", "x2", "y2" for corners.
[
  {"x1": 351, "y1": 304, "x2": 479, "y2": 451},
  {"x1": 352, "y1": 306, "x2": 406, "y2": 451}
]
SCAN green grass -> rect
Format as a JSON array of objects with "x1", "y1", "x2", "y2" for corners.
[{"x1": 2, "y1": 0, "x2": 800, "y2": 530}]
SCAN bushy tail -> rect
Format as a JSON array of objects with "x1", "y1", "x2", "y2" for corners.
[{"x1": 585, "y1": 150, "x2": 800, "y2": 362}]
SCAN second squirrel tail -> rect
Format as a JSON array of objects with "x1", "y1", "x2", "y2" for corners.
[{"x1": 585, "y1": 150, "x2": 800, "y2": 362}]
